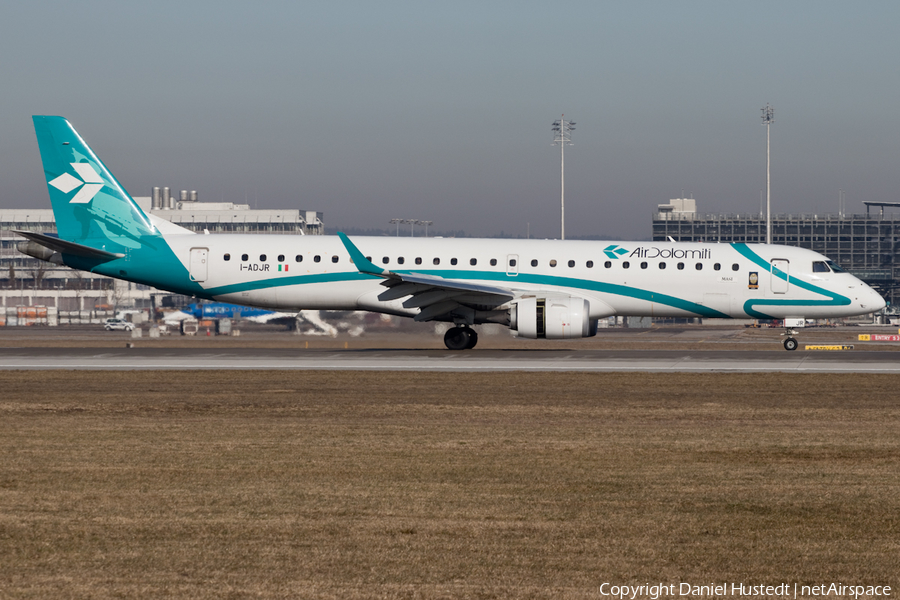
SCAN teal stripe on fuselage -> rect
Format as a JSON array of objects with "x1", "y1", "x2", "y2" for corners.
[
  {"x1": 203, "y1": 268, "x2": 730, "y2": 318},
  {"x1": 205, "y1": 271, "x2": 377, "y2": 296},
  {"x1": 70, "y1": 241, "x2": 209, "y2": 298},
  {"x1": 731, "y1": 243, "x2": 851, "y2": 319}
]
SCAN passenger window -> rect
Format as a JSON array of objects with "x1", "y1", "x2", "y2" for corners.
[
  {"x1": 586, "y1": 260, "x2": 593, "y2": 268},
  {"x1": 260, "y1": 254, "x2": 267, "y2": 261},
  {"x1": 568, "y1": 260, "x2": 575, "y2": 267},
  {"x1": 622, "y1": 261, "x2": 630, "y2": 269},
  {"x1": 470, "y1": 258, "x2": 477, "y2": 266},
  {"x1": 640, "y1": 262, "x2": 648, "y2": 269},
  {"x1": 550, "y1": 260, "x2": 557, "y2": 267},
  {"x1": 224, "y1": 254, "x2": 231, "y2": 261},
  {"x1": 295, "y1": 255, "x2": 303, "y2": 262},
  {"x1": 509, "y1": 259, "x2": 517, "y2": 267},
  {"x1": 314, "y1": 255, "x2": 321, "y2": 263},
  {"x1": 695, "y1": 263, "x2": 703, "y2": 270},
  {"x1": 714, "y1": 263, "x2": 721, "y2": 271},
  {"x1": 398, "y1": 257, "x2": 405, "y2": 265},
  {"x1": 242, "y1": 254, "x2": 248, "y2": 261},
  {"x1": 451, "y1": 258, "x2": 458, "y2": 265},
  {"x1": 531, "y1": 259, "x2": 538, "y2": 267},
  {"x1": 812, "y1": 261, "x2": 830, "y2": 273},
  {"x1": 604, "y1": 261, "x2": 612, "y2": 268},
  {"x1": 433, "y1": 258, "x2": 440, "y2": 265},
  {"x1": 659, "y1": 262, "x2": 666, "y2": 270},
  {"x1": 382, "y1": 257, "x2": 389, "y2": 264},
  {"x1": 490, "y1": 258, "x2": 497, "y2": 266},
  {"x1": 732, "y1": 263, "x2": 740, "y2": 271},
  {"x1": 415, "y1": 257, "x2": 422, "y2": 265},
  {"x1": 277, "y1": 254, "x2": 284, "y2": 262},
  {"x1": 332, "y1": 256, "x2": 339, "y2": 263},
  {"x1": 677, "y1": 263, "x2": 685, "y2": 270}
]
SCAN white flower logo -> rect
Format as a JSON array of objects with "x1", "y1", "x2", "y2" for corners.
[{"x1": 49, "y1": 163, "x2": 104, "y2": 204}]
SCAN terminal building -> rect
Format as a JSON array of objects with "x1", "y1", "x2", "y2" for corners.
[
  {"x1": 0, "y1": 189, "x2": 323, "y2": 321},
  {"x1": 653, "y1": 198, "x2": 900, "y2": 308}
]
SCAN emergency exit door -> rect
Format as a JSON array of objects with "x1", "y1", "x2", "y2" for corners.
[
  {"x1": 190, "y1": 247, "x2": 209, "y2": 282},
  {"x1": 507, "y1": 254, "x2": 519, "y2": 276}
]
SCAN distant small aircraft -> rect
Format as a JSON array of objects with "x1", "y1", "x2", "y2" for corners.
[
  {"x1": 185, "y1": 302, "x2": 279, "y2": 320},
  {"x1": 159, "y1": 302, "x2": 294, "y2": 324}
]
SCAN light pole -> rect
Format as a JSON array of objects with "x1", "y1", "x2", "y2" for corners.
[
  {"x1": 761, "y1": 104, "x2": 774, "y2": 244},
  {"x1": 390, "y1": 218, "x2": 432, "y2": 236},
  {"x1": 552, "y1": 115, "x2": 575, "y2": 240}
]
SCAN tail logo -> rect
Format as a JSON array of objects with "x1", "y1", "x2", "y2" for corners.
[{"x1": 49, "y1": 163, "x2": 104, "y2": 204}]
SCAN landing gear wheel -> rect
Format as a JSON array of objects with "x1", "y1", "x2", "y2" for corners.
[
  {"x1": 783, "y1": 337, "x2": 798, "y2": 351},
  {"x1": 444, "y1": 326, "x2": 475, "y2": 350},
  {"x1": 464, "y1": 329, "x2": 478, "y2": 349}
]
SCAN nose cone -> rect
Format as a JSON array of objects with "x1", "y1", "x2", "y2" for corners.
[{"x1": 862, "y1": 285, "x2": 887, "y2": 313}]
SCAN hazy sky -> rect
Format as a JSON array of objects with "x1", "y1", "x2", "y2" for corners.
[{"x1": 3, "y1": 1, "x2": 900, "y2": 239}]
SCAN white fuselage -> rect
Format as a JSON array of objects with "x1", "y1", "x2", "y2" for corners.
[{"x1": 163, "y1": 234, "x2": 885, "y2": 321}]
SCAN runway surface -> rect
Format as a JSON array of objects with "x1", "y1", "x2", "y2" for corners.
[{"x1": 1, "y1": 346, "x2": 899, "y2": 372}]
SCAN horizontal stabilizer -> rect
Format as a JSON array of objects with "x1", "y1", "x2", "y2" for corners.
[{"x1": 13, "y1": 230, "x2": 124, "y2": 261}]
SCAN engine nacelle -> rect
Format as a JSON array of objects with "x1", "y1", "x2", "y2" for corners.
[{"x1": 510, "y1": 297, "x2": 596, "y2": 339}]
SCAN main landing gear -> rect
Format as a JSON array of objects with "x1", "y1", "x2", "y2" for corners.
[
  {"x1": 782, "y1": 327, "x2": 800, "y2": 351},
  {"x1": 444, "y1": 326, "x2": 478, "y2": 350}
]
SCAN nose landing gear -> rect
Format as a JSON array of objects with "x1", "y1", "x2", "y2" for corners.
[
  {"x1": 782, "y1": 327, "x2": 800, "y2": 351},
  {"x1": 444, "y1": 326, "x2": 478, "y2": 350}
]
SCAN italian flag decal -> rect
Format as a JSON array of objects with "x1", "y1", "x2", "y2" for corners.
[{"x1": 279, "y1": 264, "x2": 289, "y2": 272}]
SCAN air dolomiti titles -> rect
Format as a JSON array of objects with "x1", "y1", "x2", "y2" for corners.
[{"x1": 628, "y1": 246, "x2": 713, "y2": 260}]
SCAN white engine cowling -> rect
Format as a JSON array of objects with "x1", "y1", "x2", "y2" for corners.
[{"x1": 510, "y1": 297, "x2": 596, "y2": 339}]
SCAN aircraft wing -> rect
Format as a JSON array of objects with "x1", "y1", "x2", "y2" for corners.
[
  {"x1": 338, "y1": 233, "x2": 514, "y2": 322},
  {"x1": 245, "y1": 311, "x2": 298, "y2": 324}
]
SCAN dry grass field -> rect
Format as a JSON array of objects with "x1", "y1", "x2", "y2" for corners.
[{"x1": 1, "y1": 371, "x2": 898, "y2": 598}]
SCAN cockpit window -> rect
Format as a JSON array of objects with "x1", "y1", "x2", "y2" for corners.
[
  {"x1": 812, "y1": 261, "x2": 831, "y2": 273},
  {"x1": 825, "y1": 260, "x2": 847, "y2": 273}
]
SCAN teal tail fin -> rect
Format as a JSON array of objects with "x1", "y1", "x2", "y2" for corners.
[{"x1": 32, "y1": 116, "x2": 158, "y2": 252}]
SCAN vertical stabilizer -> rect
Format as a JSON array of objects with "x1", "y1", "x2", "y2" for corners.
[{"x1": 33, "y1": 116, "x2": 157, "y2": 252}]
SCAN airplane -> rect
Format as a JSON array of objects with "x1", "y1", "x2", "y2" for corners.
[
  {"x1": 183, "y1": 302, "x2": 285, "y2": 321},
  {"x1": 159, "y1": 302, "x2": 294, "y2": 325},
  {"x1": 17, "y1": 116, "x2": 886, "y2": 351}
]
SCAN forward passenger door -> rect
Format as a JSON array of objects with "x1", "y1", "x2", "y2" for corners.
[{"x1": 770, "y1": 259, "x2": 789, "y2": 294}]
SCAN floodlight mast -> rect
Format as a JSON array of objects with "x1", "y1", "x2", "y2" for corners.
[
  {"x1": 761, "y1": 104, "x2": 775, "y2": 245},
  {"x1": 389, "y1": 218, "x2": 433, "y2": 236},
  {"x1": 552, "y1": 115, "x2": 575, "y2": 240}
]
